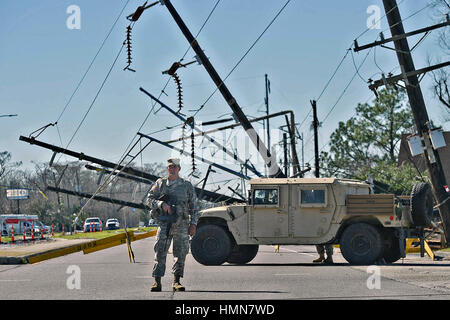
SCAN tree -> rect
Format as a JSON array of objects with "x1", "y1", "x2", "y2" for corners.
[
  {"x1": 428, "y1": 1, "x2": 450, "y2": 112},
  {"x1": 0, "y1": 151, "x2": 22, "y2": 180},
  {"x1": 320, "y1": 87, "x2": 421, "y2": 194}
]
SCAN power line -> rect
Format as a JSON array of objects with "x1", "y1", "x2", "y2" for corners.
[
  {"x1": 55, "y1": 0, "x2": 132, "y2": 124},
  {"x1": 193, "y1": 0, "x2": 291, "y2": 117},
  {"x1": 82, "y1": 0, "x2": 224, "y2": 204},
  {"x1": 297, "y1": 0, "x2": 410, "y2": 133},
  {"x1": 153, "y1": 0, "x2": 222, "y2": 115},
  {"x1": 297, "y1": 49, "x2": 352, "y2": 131},
  {"x1": 58, "y1": 43, "x2": 126, "y2": 162}
]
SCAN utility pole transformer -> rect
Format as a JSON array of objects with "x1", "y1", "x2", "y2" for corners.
[{"x1": 381, "y1": 0, "x2": 450, "y2": 245}]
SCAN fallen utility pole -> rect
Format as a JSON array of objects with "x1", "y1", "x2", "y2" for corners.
[
  {"x1": 19, "y1": 135, "x2": 159, "y2": 182},
  {"x1": 139, "y1": 87, "x2": 262, "y2": 177},
  {"x1": 161, "y1": 0, "x2": 285, "y2": 178},
  {"x1": 47, "y1": 186, "x2": 148, "y2": 210},
  {"x1": 19, "y1": 135, "x2": 245, "y2": 204},
  {"x1": 84, "y1": 164, "x2": 153, "y2": 185},
  {"x1": 137, "y1": 132, "x2": 251, "y2": 180},
  {"x1": 164, "y1": 109, "x2": 301, "y2": 175},
  {"x1": 357, "y1": 0, "x2": 450, "y2": 245}
]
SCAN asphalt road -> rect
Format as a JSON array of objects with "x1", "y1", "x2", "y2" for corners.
[{"x1": 1, "y1": 236, "x2": 450, "y2": 301}]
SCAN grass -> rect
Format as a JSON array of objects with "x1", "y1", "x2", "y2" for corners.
[{"x1": 0, "y1": 227, "x2": 157, "y2": 243}]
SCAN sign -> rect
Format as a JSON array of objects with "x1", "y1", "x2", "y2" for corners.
[{"x1": 6, "y1": 189, "x2": 30, "y2": 200}]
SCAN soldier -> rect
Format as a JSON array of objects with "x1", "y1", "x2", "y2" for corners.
[
  {"x1": 147, "y1": 157, "x2": 199, "y2": 292},
  {"x1": 313, "y1": 244, "x2": 333, "y2": 264}
]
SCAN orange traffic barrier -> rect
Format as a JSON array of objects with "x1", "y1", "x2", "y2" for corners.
[{"x1": 11, "y1": 226, "x2": 15, "y2": 244}]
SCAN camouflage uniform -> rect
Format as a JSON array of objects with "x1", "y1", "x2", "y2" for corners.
[
  {"x1": 147, "y1": 177, "x2": 198, "y2": 278},
  {"x1": 316, "y1": 244, "x2": 333, "y2": 257}
]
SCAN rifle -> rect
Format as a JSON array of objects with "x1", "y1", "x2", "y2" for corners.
[{"x1": 156, "y1": 193, "x2": 178, "y2": 238}]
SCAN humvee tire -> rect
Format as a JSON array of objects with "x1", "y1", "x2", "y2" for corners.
[
  {"x1": 382, "y1": 229, "x2": 404, "y2": 263},
  {"x1": 191, "y1": 224, "x2": 232, "y2": 266},
  {"x1": 340, "y1": 223, "x2": 384, "y2": 265},
  {"x1": 226, "y1": 244, "x2": 259, "y2": 265},
  {"x1": 410, "y1": 182, "x2": 434, "y2": 227}
]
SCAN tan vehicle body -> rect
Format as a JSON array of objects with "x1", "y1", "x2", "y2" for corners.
[
  {"x1": 192, "y1": 177, "x2": 430, "y2": 265},
  {"x1": 200, "y1": 178, "x2": 403, "y2": 246}
]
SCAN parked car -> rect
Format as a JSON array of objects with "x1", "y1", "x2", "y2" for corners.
[
  {"x1": 83, "y1": 217, "x2": 102, "y2": 232},
  {"x1": 105, "y1": 218, "x2": 120, "y2": 230},
  {"x1": 148, "y1": 219, "x2": 158, "y2": 227},
  {"x1": 23, "y1": 220, "x2": 50, "y2": 235}
]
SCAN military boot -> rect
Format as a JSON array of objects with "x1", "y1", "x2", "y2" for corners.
[
  {"x1": 172, "y1": 275, "x2": 185, "y2": 292},
  {"x1": 324, "y1": 255, "x2": 334, "y2": 264},
  {"x1": 150, "y1": 277, "x2": 162, "y2": 292},
  {"x1": 313, "y1": 253, "x2": 325, "y2": 263}
]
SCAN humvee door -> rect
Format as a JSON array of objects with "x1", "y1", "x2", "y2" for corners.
[{"x1": 250, "y1": 184, "x2": 289, "y2": 238}]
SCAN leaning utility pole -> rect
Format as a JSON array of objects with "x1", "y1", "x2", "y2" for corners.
[
  {"x1": 356, "y1": 0, "x2": 450, "y2": 245},
  {"x1": 161, "y1": 0, "x2": 285, "y2": 178},
  {"x1": 311, "y1": 100, "x2": 320, "y2": 178}
]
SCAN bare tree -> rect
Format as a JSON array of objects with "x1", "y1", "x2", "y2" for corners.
[{"x1": 428, "y1": 1, "x2": 450, "y2": 112}]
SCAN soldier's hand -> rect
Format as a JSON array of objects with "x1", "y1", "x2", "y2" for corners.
[
  {"x1": 162, "y1": 202, "x2": 173, "y2": 214},
  {"x1": 188, "y1": 224, "x2": 196, "y2": 236}
]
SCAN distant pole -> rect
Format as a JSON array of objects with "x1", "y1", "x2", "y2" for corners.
[
  {"x1": 283, "y1": 133, "x2": 288, "y2": 177},
  {"x1": 311, "y1": 100, "x2": 320, "y2": 178},
  {"x1": 300, "y1": 132, "x2": 305, "y2": 171},
  {"x1": 265, "y1": 74, "x2": 270, "y2": 152}
]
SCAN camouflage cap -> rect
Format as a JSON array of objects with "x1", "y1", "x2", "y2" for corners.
[{"x1": 167, "y1": 157, "x2": 181, "y2": 166}]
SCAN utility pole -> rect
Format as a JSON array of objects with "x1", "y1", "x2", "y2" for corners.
[
  {"x1": 161, "y1": 0, "x2": 284, "y2": 178},
  {"x1": 311, "y1": 100, "x2": 320, "y2": 178},
  {"x1": 357, "y1": 0, "x2": 450, "y2": 245},
  {"x1": 265, "y1": 74, "x2": 270, "y2": 152},
  {"x1": 282, "y1": 133, "x2": 288, "y2": 177}
]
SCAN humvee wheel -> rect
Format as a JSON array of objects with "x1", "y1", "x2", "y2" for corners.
[
  {"x1": 191, "y1": 224, "x2": 232, "y2": 266},
  {"x1": 340, "y1": 223, "x2": 384, "y2": 265},
  {"x1": 226, "y1": 245, "x2": 259, "y2": 265},
  {"x1": 410, "y1": 182, "x2": 434, "y2": 227},
  {"x1": 382, "y1": 229, "x2": 404, "y2": 263}
]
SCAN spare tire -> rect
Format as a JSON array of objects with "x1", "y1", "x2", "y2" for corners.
[{"x1": 410, "y1": 182, "x2": 434, "y2": 227}]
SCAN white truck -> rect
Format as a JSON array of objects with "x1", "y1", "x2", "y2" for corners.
[{"x1": 0, "y1": 214, "x2": 39, "y2": 236}]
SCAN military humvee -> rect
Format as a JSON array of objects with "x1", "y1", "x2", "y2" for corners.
[{"x1": 191, "y1": 178, "x2": 434, "y2": 265}]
